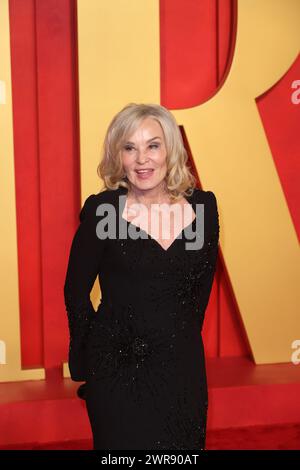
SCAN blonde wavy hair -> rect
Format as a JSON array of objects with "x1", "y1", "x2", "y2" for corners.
[{"x1": 97, "y1": 103, "x2": 197, "y2": 201}]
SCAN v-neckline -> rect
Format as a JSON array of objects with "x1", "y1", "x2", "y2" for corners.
[{"x1": 118, "y1": 186, "x2": 197, "y2": 254}]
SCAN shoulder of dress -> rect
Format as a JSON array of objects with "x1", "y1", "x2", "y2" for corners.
[
  {"x1": 204, "y1": 190, "x2": 217, "y2": 204},
  {"x1": 93, "y1": 187, "x2": 118, "y2": 200},
  {"x1": 190, "y1": 187, "x2": 214, "y2": 202},
  {"x1": 80, "y1": 187, "x2": 126, "y2": 219},
  {"x1": 79, "y1": 189, "x2": 114, "y2": 220},
  {"x1": 99, "y1": 186, "x2": 127, "y2": 197},
  {"x1": 85, "y1": 187, "x2": 123, "y2": 205},
  {"x1": 192, "y1": 189, "x2": 218, "y2": 222},
  {"x1": 204, "y1": 191, "x2": 218, "y2": 215}
]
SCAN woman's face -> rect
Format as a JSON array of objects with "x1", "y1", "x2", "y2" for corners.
[{"x1": 121, "y1": 117, "x2": 168, "y2": 192}]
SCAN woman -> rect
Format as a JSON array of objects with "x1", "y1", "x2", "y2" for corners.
[{"x1": 64, "y1": 103, "x2": 219, "y2": 450}]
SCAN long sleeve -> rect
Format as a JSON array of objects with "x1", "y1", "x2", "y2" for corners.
[
  {"x1": 64, "y1": 194, "x2": 105, "y2": 381},
  {"x1": 198, "y1": 190, "x2": 220, "y2": 330}
]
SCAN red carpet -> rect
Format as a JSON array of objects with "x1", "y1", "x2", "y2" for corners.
[
  {"x1": 206, "y1": 422, "x2": 300, "y2": 450},
  {"x1": 1, "y1": 422, "x2": 300, "y2": 450},
  {"x1": 1, "y1": 358, "x2": 300, "y2": 449}
]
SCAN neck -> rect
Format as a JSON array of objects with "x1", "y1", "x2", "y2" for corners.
[{"x1": 127, "y1": 182, "x2": 170, "y2": 207}]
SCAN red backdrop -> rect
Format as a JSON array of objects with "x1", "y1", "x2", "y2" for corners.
[{"x1": 8, "y1": 0, "x2": 300, "y2": 369}]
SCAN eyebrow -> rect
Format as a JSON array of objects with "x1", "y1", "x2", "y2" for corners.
[{"x1": 124, "y1": 136, "x2": 162, "y2": 144}]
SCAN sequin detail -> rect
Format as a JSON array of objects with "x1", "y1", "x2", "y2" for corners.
[
  {"x1": 154, "y1": 386, "x2": 208, "y2": 450},
  {"x1": 144, "y1": 225, "x2": 219, "y2": 336},
  {"x1": 64, "y1": 284, "x2": 96, "y2": 352},
  {"x1": 87, "y1": 303, "x2": 176, "y2": 404}
]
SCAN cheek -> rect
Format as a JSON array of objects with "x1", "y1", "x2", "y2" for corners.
[
  {"x1": 157, "y1": 151, "x2": 167, "y2": 168},
  {"x1": 121, "y1": 153, "x2": 134, "y2": 168}
]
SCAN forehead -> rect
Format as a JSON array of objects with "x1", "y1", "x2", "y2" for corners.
[{"x1": 126, "y1": 117, "x2": 164, "y2": 141}]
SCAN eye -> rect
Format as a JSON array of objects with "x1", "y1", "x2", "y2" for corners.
[
  {"x1": 124, "y1": 145, "x2": 135, "y2": 152},
  {"x1": 149, "y1": 142, "x2": 160, "y2": 149}
]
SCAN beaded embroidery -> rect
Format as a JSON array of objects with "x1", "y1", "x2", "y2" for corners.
[
  {"x1": 86, "y1": 303, "x2": 176, "y2": 405},
  {"x1": 64, "y1": 284, "x2": 96, "y2": 352},
  {"x1": 144, "y1": 224, "x2": 219, "y2": 336},
  {"x1": 154, "y1": 386, "x2": 208, "y2": 450}
]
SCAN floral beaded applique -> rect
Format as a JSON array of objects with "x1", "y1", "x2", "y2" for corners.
[{"x1": 86, "y1": 303, "x2": 176, "y2": 404}]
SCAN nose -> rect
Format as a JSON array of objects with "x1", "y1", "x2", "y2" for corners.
[{"x1": 135, "y1": 147, "x2": 149, "y2": 164}]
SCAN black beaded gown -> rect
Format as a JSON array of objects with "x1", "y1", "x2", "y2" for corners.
[{"x1": 63, "y1": 186, "x2": 219, "y2": 450}]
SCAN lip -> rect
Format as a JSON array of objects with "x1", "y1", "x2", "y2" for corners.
[
  {"x1": 135, "y1": 169, "x2": 154, "y2": 179},
  {"x1": 135, "y1": 169, "x2": 154, "y2": 172}
]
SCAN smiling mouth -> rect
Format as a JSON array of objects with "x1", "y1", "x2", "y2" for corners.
[{"x1": 135, "y1": 169, "x2": 154, "y2": 173}]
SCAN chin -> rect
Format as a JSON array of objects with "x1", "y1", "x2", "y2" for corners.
[
  {"x1": 134, "y1": 181, "x2": 161, "y2": 191},
  {"x1": 127, "y1": 172, "x2": 166, "y2": 190}
]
